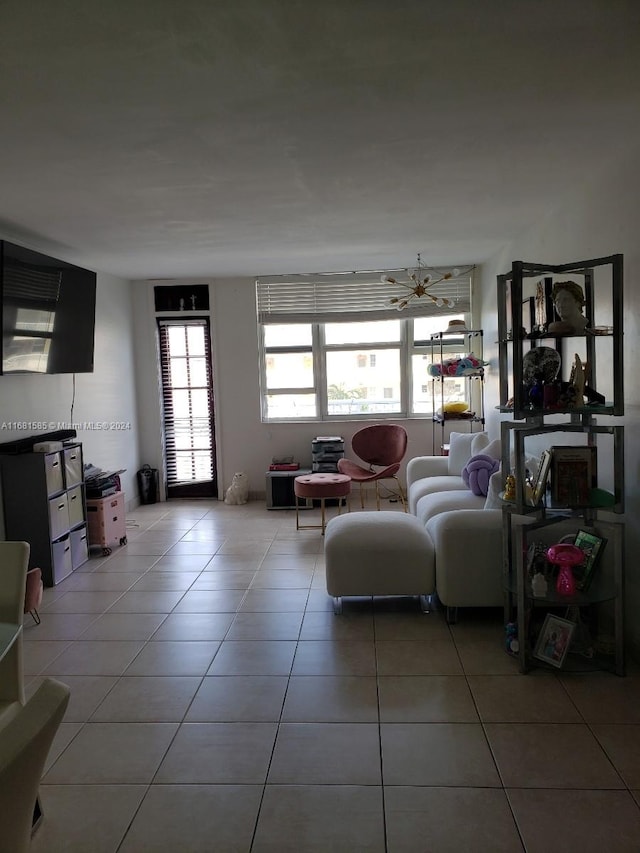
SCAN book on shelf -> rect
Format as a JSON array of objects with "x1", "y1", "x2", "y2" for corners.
[
  {"x1": 530, "y1": 449, "x2": 552, "y2": 505},
  {"x1": 550, "y1": 445, "x2": 597, "y2": 506}
]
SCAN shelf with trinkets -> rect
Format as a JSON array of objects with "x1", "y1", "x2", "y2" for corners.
[
  {"x1": 428, "y1": 323, "x2": 485, "y2": 455},
  {"x1": 496, "y1": 254, "x2": 625, "y2": 675}
]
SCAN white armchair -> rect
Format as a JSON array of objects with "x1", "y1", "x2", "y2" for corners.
[
  {"x1": 0, "y1": 678, "x2": 70, "y2": 853},
  {"x1": 0, "y1": 541, "x2": 30, "y2": 722}
]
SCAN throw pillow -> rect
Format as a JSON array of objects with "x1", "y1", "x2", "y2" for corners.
[
  {"x1": 484, "y1": 469, "x2": 504, "y2": 509},
  {"x1": 483, "y1": 438, "x2": 502, "y2": 460},
  {"x1": 462, "y1": 453, "x2": 501, "y2": 496},
  {"x1": 470, "y1": 432, "x2": 491, "y2": 457},
  {"x1": 448, "y1": 431, "x2": 488, "y2": 476}
]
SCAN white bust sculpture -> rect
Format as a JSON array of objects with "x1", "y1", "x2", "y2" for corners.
[{"x1": 548, "y1": 281, "x2": 588, "y2": 334}]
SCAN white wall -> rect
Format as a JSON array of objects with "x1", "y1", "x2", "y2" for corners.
[
  {"x1": 477, "y1": 146, "x2": 640, "y2": 660},
  {"x1": 132, "y1": 277, "x2": 461, "y2": 501},
  {"x1": 0, "y1": 272, "x2": 140, "y2": 509}
]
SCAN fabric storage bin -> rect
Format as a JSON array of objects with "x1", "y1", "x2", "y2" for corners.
[
  {"x1": 48, "y1": 492, "x2": 70, "y2": 541},
  {"x1": 51, "y1": 536, "x2": 73, "y2": 584},
  {"x1": 64, "y1": 445, "x2": 83, "y2": 487},
  {"x1": 44, "y1": 452, "x2": 64, "y2": 496},
  {"x1": 67, "y1": 485, "x2": 85, "y2": 527},
  {"x1": 70, "y1": 526, "x2": 89, "y2": 569}
]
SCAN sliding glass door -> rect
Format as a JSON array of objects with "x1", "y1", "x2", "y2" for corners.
[{"x1": 158, "y1": 318, "x2": 217, "y2": 498}]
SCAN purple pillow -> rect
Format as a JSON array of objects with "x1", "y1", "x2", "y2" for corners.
[{"x1": 462, "y1": 453, "x2": 501, "y2": 496}]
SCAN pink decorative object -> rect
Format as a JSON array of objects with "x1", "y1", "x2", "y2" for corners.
[
  {"x1": 547, "y1": 543, "x2": 584, "y2": 596},
  {"x1": 24, "y1": 567, "x2": 43, "y2": 624},
  {"x1": 462, "y1": 454, "x2": 500, "y2": 496}
]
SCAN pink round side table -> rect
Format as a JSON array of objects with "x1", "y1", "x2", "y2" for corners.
[{"x1": 294, "y1": 473, "x2": 351, "y2": 534}]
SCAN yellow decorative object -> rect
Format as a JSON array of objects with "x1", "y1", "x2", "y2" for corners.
[
  {"x1": 504, "y1": 474, "x2": 516, "y2": 501},
  {"x1": 442, "y1": 401, "x2": 469, "y2": 414}
]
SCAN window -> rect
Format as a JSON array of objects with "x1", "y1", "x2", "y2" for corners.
[
  {"x1": 158, "y1": 318, "x2": 217, "y2": 497},
  {"x1": 257, "y1": 269, "x2": 473, "y2": 422}
]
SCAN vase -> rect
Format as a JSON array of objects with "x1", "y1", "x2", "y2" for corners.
[
  {"x1": 547, "y1": 543, "x2": 583, "y2": 597},
  {"x1": 556, "y1": 563, "x2": 577, "y2": 596}
]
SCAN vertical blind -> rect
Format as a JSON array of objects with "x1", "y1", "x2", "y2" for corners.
[
  {"x1": 158, "y1": 318, "x2": 216, "y2": 487},
  {"x1": 256, "y1": 268, "x2": 474, "y2": 324}
]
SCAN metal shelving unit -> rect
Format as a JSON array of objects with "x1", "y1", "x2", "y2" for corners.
[
  {"x1": 497, "y1": 255, "x2": 625, "y2": 675},
  {"x1": 429, "y1": 329, "x2": 485, "y2": 455}
]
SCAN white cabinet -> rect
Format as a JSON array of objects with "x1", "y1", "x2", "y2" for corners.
[{"x1": 0, "y1": 442, "x2": 89, "y2": 586}]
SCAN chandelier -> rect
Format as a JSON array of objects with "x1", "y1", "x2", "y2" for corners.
[{"x1": 381, "y1": 254, "x2": 473, "y2": 311}]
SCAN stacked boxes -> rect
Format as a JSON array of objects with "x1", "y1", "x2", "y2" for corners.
[{"x1": 312, "y1": 436, "x2": 344, "y2": 473}]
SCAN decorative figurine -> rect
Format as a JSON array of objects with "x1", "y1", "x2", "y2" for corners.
[
  {"x1": 531, "y1": 572, "x2": 548, "y2": 598},
  {"x1": 569, "y1": 353, "x2": 586, "y2": 405},
  {"x1": 504, "y1": 474, "x2": 516, "y2": 501},
  {"x1": 190, "y1": 293, "x2": 197, "y2": 310},
  {"x1": 548, "y1": 281, "x2": 588, "y2": 334}
]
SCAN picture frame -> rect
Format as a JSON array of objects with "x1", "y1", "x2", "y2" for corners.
[
  {"x1": 550, "y1": 445, "x2": 597, "y2": 507},
  {"x1": 533, "y1": 614, "x2": 576, "y2": 668},
  {"x1": 530, "y1": 449, "x2": 553, "y2": 505},
  {"x1": 573, "y1": 528, "x2": 607, "y2": 591}
]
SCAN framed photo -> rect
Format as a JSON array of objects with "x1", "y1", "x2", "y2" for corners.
[
  {"x1": 573, "y1": 529, "x2": 607, "y2": 591},
  {"x1": 530, "y1": 449, "x2": 552, "y2": 505},
  {"x1": 550, "y1": 445, "x2": 597, "y2": 507},
  {"x1": 533, "y1": 614, "x2": 576, "y2": 668}
]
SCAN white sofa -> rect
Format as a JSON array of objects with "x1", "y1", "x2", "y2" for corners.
[{"x1": 406, "y1": 431, "x2": 504, "y2": 620}]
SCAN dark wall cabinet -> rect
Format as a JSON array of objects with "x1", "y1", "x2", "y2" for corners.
[{"x1": 1, "y1": 442, "x2": 89, "y2": 586}]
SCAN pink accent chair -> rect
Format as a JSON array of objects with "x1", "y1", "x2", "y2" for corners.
[
  {"x1": 338, "y1": 424, "x2": 408, "y2": 510},
  {"x1": 24, "y1": 569, "x2": 43, "y2": 626}
]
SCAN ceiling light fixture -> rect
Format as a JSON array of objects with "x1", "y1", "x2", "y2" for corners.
[{"x1": 381, "y1": 253, "x2": 473, "y2": 311}]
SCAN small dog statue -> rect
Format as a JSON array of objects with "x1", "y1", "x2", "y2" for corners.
[{"x1": 224, "y1": 472, "x2": 249, "y2": 505}]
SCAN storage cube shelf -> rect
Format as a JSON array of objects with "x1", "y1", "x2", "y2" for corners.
[{"x1": 0, "y1": 441, "x2": 89, "y2": 586}]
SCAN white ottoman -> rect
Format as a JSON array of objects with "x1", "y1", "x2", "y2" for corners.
[{"x1": 324, "y1": 512, "x2": 435, "y2": 613}]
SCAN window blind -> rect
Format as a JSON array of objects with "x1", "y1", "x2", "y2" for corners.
[
  {"x1": 256, "y1": 268, "x2": 473, "y2": 324},
  {"x1": 158, "y1": 318, "x2": 215, "y2": 488}
]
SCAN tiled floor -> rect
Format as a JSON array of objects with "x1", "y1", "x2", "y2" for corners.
[{"x1": 23, "y1": 499, "x2": 640, "y2": 852}]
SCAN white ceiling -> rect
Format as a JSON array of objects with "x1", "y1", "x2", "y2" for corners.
[{"x1": 1, "y1": 1, "x2": 639, "y2": 279}]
